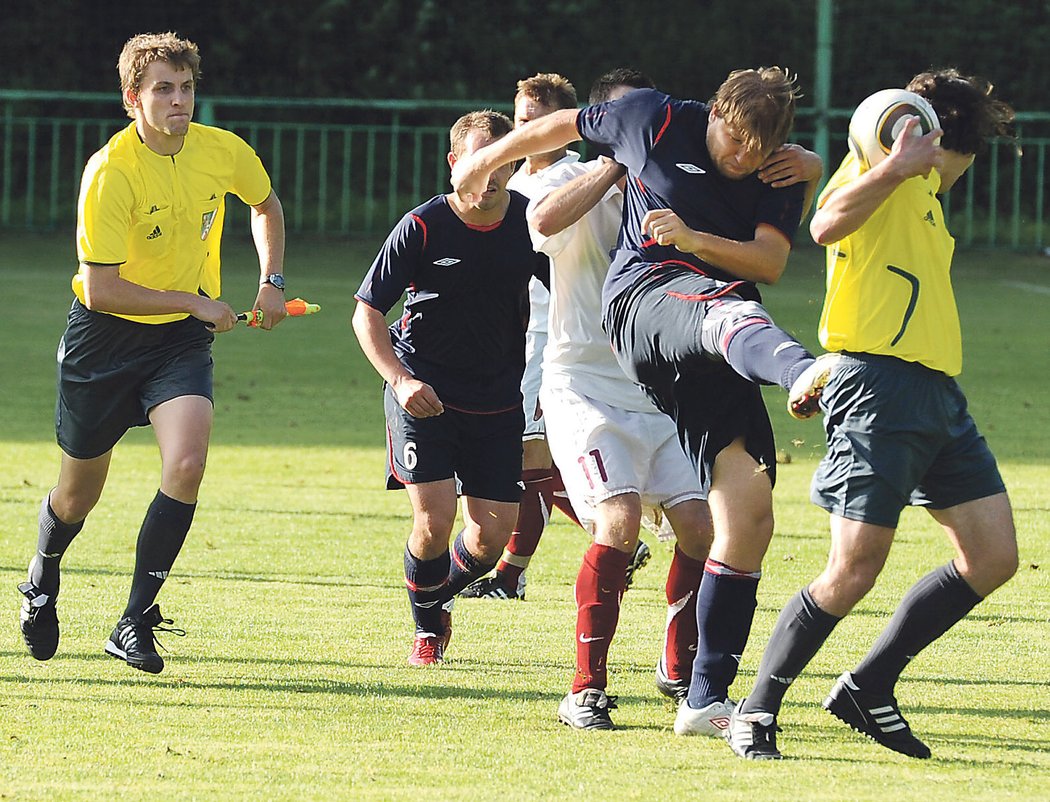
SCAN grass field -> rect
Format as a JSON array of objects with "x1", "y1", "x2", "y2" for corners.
[{"x1": 1, "y1": 231, "x2": 1048, "y2": 800}]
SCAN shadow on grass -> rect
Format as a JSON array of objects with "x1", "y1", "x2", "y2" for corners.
[
  {"x1": 1, "y1": 660, "x2": 570, "y2": 706},
  {"x1": 784, "y1": 718, "x2": 1049, "y2": 766},
  {"x1": 0, "y1": 563, "x2": 396, "y2": 591}
]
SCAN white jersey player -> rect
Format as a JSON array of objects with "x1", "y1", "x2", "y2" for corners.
[
  {"x1": 523, "y1": 70, "x2": 715, "y2": 731},
  {"x1": 462, "y1": 73, "x2": 655, "y2": 602}
]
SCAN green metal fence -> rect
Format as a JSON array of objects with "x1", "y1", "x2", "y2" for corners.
[{"x1": 2, "y1": 90, "x2": 1047, "y2": 250}]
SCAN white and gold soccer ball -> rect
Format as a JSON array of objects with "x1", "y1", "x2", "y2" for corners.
[{"x1": 847, "y1": 88, "x2": 940, "y2": 169}]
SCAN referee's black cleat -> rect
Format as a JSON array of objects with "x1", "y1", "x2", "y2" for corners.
[
  {"x1": 105, "y1": 604, "x2": 185, "y2": 675},
  {"x1": 823, "y1": 671, "x2": 932, "y2": 759},
  {"x1": 724, "y1": 704, "x2": 783, "y2": 760},
  {"x1": 18, "y1": 581, "x2": 60, "y2": 661}
]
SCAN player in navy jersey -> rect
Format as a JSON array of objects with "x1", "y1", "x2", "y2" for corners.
[
  {"x1": 452, "y1": 67, "x2": 825, "y2": 732},
  {"x1": 460, "y1": 73, "x2": 586, "y2": 602},
  {"x1": 353, "y1": 110, "x2": 548, "y2": 666}
]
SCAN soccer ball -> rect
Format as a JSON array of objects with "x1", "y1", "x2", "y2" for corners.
[{"x1": 847, "y1": 88, "x2": 939, "y2": 169}]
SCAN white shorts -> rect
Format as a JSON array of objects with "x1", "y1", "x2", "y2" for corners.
[
  {"x1": 522, "y1": 276, "x2": 549, "y2": 441},
  {"x1": 541, "y1": 383, "x2": 705, "y2": 529},
  {"x1": 521, "y1": 327, "x2": 546, "y2": 439}
]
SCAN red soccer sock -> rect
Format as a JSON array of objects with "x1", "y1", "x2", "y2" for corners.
[
  {"x1": 549, "y1": 466, "x2": 583, "y2": 528},
  {"x1": 496, "y1": 468, "x2": 554, "y2": 590},
  {"x1": 571, "y1": 543, "x2": 631, "y2": 693},
  {"x1": 663, "y1": 545, "x2": 705, "y2": 680}
]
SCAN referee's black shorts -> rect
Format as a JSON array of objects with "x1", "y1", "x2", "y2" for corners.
[{"x1": 55, "y1": 300, "x2": 214, "y2": 459}]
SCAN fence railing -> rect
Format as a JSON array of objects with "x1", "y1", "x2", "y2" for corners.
[{"x1": 2, "y1": 90, "x2": 1048, "y2": 250}]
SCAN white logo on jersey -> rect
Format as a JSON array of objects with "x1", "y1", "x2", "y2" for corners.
[
  {"x1": 433, "y1": 257, "x2": 461, "y2": 266},
  {"x1": 676, "y1": 163, "x2": 706, "y2": 174}
]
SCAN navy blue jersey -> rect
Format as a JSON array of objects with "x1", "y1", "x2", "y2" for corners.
[
  {"x1": 356, "y1": 192, "x2": 547, "y2": 413},
  {"x1": 576, "y1": 89, "x2": 805, "y2": 312}
]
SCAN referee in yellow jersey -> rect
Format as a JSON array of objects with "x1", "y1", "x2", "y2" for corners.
[
  {"x1": 726, "y1": 70, "x2": 1017, "y2": 760},
  {"x1": 18, "y1": 32, "x2": 287, "y2": 674}
]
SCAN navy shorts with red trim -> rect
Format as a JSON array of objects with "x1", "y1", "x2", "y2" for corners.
[
  {"x1": 604, "y1": 268, "x2": 776, "y2": 492},
  {"x1": 55, "y1": 300, "x2": 214, "y2": 460},
  {"x1": 383, "y1": 383, "x2": 524, "y2": 503}
]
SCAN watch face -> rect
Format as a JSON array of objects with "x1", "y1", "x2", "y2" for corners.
[{"x1": 266, "y1": 274, "x2": 285, "y2": 290}]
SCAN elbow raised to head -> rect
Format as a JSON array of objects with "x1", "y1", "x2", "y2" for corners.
[{"x1": 528, "y1": 211, "x2": 558, "y2": 238}]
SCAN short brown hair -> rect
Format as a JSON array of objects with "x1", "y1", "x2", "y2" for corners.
[
  {"x1": 118, "y1": 32, "x2": 201, "y2": 118},
  {"x1": 449, "y1": 110, "x2": 513, "y2": 157},
  {"x1": 515, "y1": 73, "x2": 578, "y2": 111},
  {"x1": 589, "y1": 68, "x2": 656, "y2": 105},
  {"x1": 906, "y1": 69, "x2": 1014, "y2": 155},
  {"x1": 710, "y1": 67, "x2": 801, "y2": 154}
]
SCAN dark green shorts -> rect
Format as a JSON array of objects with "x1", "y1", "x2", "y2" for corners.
[
  {"x1": 55, "y1": 301, "x2": 214, "y2": 459},
  {"x1": 811, "y1": 352, "x2": 1005, "y2": 528}
]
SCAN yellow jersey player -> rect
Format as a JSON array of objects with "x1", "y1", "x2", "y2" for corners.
[
  {"x1": 727, "y1": 70, "x2": 1017, "y2": 760},
  {"x1": 18, "y1": 32, "x2": 288, "y2": 674}
]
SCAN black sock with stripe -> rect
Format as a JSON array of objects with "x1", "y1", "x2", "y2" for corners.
[
  {"x1": 30, "y1": 495, "x2": 84, "y2": 595},
  {"x1": 124, "y1": 491, "x2": 195, "y2": 619},
  {"x1": 851, "y1": 562, "x2": 982, "y2": 694},
  {"x1": 740, "y1": 587, "x2": 841, "y2": 715}
]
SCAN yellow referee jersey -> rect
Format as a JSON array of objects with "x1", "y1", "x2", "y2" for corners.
[
  {"x1": 816, "y1": 152, "x2": 961, "y2": 376},
  {"x1": 74, "y1": 122, "x2": 272, "y2": 324}
]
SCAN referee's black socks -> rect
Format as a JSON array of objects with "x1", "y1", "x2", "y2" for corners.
[
  {"x1": 124, "y1": 490, "x2": 195, "y2": 618},
  {"x1": 31, "y1": 494, "x2": 85, "y2": 595},
  {"x1": 851, "y1": 561, "x2": 982, "y2": 694}
]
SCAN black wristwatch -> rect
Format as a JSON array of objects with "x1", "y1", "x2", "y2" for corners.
[{"x1": 260, "y1": 273, "x2": 285, "y2": 291}]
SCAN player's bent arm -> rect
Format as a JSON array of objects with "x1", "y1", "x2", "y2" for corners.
[
  {"x1": 452, "y1": 109, "x2": 581, "y2": 203},
  {"x1": 642, "y1": 210, "x2": 790, "y2": 285},
  {"x1": 809, "y1": 166, "x2": 905, "y2": 245},
  {"x1": 691, "y1": 224, "x2": 791, "y2": 284},
  {"x1": 811, "y1": 120, "x2": 942, "y2": 245},
  {"x1": 351, "y1": 300, "x2": 444, "y2": 417},
  {"x1": 528, "y1": 159, "x2": 625, "y2": 237},
  {"x1": 80, "y1": 263, "x2": 238, "y2": 331},
  {"x1": 249, "y1": 190, "x2": 287, "y2": 330}
]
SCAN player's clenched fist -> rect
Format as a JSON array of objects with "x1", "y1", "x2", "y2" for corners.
[
  {"x1": 642, "y1": 209, "x2": 701, "y2": 253},
  {"x1": 392, "y1": 375, "x2": 444, "y2": 418}
]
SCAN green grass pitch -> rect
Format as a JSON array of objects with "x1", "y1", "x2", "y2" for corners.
[{"x1": 1, "y1": 231, "x2": 1047, "y2": 800}]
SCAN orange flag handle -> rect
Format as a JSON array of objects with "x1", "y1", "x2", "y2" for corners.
[{"x1": 237, "y1": 298, "x2": 320, "y2": 327}]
